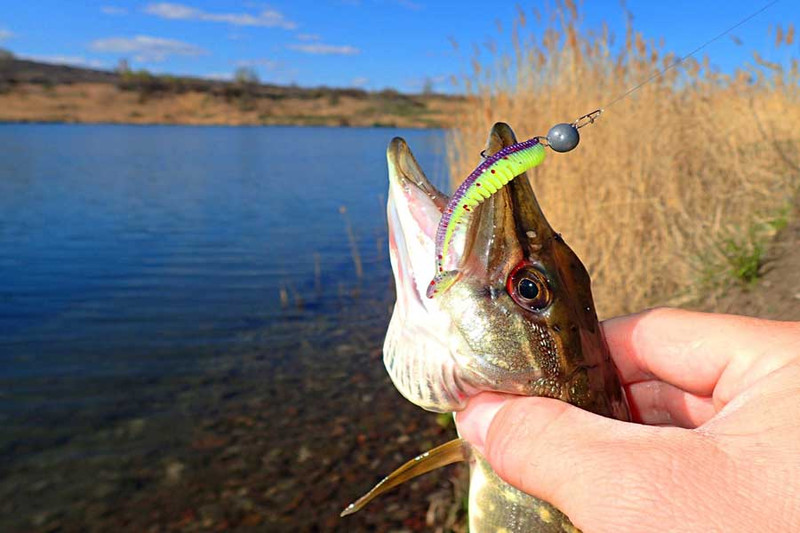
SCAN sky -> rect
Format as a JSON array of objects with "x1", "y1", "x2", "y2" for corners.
[{"x1": 0, "y1": 1, "x2": 795, "y2": 92}]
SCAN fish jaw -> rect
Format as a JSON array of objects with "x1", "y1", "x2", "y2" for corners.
[
  {"x1": 383, "y1": 138, "x2": 481, "y2": 412},
  {"x1": 384, "y1": 126, "x2": 629, "y2": 420}
]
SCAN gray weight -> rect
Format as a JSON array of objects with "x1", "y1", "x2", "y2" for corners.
[{"x1": 546, "y1": 123, "x2": 580, "y2": 153}]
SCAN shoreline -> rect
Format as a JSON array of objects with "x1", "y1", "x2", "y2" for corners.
[
  {"x1": 0, "y1": 82, "x2": 464, "y2": 129},
  {"x1": 1, "y1": 295, "x2": 468, "y2": 532},
  {"x1": 0, "y1": 118, "x2": 443, "y2": 130}
]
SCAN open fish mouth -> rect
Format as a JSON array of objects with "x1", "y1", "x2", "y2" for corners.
[{"x1": 384, "y1": 123, "x2": 628, "y2": 419}]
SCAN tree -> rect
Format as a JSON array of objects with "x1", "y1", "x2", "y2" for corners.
[
  {"x1": 116, "y1": 58, "x2": 130, "y2": 74},
  {"x1": 234, "y1": 66, "x2": 259, "y2": 85},
  {"x1": 421, "y1": 76, "x2": 435, "y2": 95}
]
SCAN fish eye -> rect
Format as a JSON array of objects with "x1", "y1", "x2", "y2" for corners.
[
  {"x1": 518, "y1": 278, "x2": 540, "y2": 300},
  {"x1": 507, "y1": 262, "x2": 551, "y2": 311}
]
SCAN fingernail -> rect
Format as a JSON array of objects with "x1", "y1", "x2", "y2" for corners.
[{"x1": 457, "y1": 394, "x2": 508, "y2": 454}]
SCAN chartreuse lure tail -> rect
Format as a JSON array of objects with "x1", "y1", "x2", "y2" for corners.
[{"x1": 426, "y1": 137, "x2": 546, "y2": 298}]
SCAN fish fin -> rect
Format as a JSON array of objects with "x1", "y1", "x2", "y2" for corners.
[{"x1": 340, "y1": 438, "x2": 470, "y2": 517}]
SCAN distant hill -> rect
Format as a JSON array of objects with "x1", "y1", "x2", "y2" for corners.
[
  {"x1": 0, "y1": 57, "x2": 118, "y2": 85},
  {"x1": 0, "y1": 56, "x2": 368, "y2": 97}
]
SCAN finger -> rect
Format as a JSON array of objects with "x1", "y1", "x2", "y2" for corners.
[
  {"x1": 455, "y1": 392, "x2": 511, "y2": 447},
  {"x1": 602, "y1": 307, "x2": 800, "y2": 398},
  {"x1": 626, "y1": 380, "x2": 716, "y2": 428},
  {"x1": 456, "y1": 393, "x2": 720, "y2": 531}
]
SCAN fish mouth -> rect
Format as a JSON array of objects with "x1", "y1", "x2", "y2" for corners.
[
  {"x1": 384, "y1": 123, "x2": 627, "y2": 418},
  {"x1": 383, "y1": 136, "x2": 478, "y2": 412},
  {"x1": 384, "y1": 124, "x2": 548, "y2": 321}
]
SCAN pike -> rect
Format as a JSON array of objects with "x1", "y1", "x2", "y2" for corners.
[{"x1": 342, "y1": 123, "x2": 631, "y2": 532}]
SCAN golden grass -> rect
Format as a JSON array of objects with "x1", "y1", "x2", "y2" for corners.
[{"x1": 447, "y1": 1, "x2": 800, "y2": 318}]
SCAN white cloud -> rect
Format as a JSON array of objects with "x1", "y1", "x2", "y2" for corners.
[
  {"x1": 101, "y1": 6, "x2": 128, "y2": 15},
  {"x1": 23, "y1": 55, "x2": 105, "y2": 69},
  {"x1": 90, "y1": 35, "x2": 207, "y2": 62},
  {"x1": 235, "y1": 58, "x2": 280, "y2": 70},
  {"x1": 144, "y1": 3, "x2": 296, "y2": 29},
  {"x1": 0, "y1": 29, "x2": 13, "y2": 43},
  {"x1": 296, "y1": 33, "x2": 320, "y2": 42},
  {"x1": 287, "y1": 43, "x2": 360, "y2": 55},
  {"x1": 351, "y1": 76, "x2": 369, "y2": 87}
]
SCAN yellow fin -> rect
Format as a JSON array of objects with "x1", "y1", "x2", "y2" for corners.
[{"x1": 340, "y1": 438, "x2": 470, "y2": 517}]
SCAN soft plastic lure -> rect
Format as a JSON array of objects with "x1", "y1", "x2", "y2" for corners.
[{"x1": 426, "y1": 137, "x2": 546, "y2": 298}]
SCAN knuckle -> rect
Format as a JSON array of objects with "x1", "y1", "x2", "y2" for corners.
[{"x1": 484, "y1": 398, "x2": 573, "y2": 492}]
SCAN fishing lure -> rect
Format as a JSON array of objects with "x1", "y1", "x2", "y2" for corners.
[
  {"x1": 426, "y1": 118, "x2": 592, "y2": 299},
  {"x1": 426, "y1": 137, "x2": 546, "y2": 298}
]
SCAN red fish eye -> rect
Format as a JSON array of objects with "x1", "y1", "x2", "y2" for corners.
[{"x1": 507, "y1": 262, "x2": 551, "y2": 311}]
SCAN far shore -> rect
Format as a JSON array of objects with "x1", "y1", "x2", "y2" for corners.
[
  {"x1": 0, "y1": 82, "x2": 464, "y2": 129},
  {"x1": 0, "y1": 117, "x2": 444, "y2": 130}
]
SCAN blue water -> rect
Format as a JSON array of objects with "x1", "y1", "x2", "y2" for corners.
[
  {"x1": 0, "y1": 125, "x2": 447, "y2": 380},
  {"x1": 0, "y1": 124, "x2": 452, "y2": 531}
]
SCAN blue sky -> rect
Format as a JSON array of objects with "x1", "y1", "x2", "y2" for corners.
[{"x1": 0, "y1": 1, "x2": 794, "y2": 92}]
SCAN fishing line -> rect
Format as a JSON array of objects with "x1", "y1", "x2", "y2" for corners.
[
  {"x1": 437, "y1": 1, "x2": 780, "y2": 297},
  {"x1": 541, "y1": 0, "x2": 779, "y2": 152},
  {"x1": 601, "y1": 0, "x2": 779, "y2": 111}
]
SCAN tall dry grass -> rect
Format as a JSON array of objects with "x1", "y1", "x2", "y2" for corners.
[{"x1": 447, "y1": 1, "x2": 800, "y2": 318}]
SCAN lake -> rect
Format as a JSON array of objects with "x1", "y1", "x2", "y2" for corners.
[{"x1": 0, "y1": 124, "x2": 465, "y2": 531}]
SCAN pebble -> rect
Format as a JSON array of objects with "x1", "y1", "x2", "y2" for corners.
[
  {"x1": 164, "y1": 461, "x2": 185, "y2": 484},
  {"x1": 297, "y1": 446, "x2": 312, "y2": 463}
]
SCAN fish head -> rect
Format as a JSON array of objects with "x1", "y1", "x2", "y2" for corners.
[{"x1": 385, "y1": 123, "x2": 628, "y2": 420}]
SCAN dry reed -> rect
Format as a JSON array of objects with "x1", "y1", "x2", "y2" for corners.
[
  {"x1": 447, "y1": 1, "x2": 800, "y2": 317},
  {"x1": 339, "y1": 205, "x2": 364, "y2": 279},
  {"x1": 313, "y1": 252, "x2": 322, "y2": 293}
]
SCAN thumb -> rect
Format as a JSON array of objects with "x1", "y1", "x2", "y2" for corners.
[{"x1": 456, "y1": 392, "x2": 717, "y2": 531}]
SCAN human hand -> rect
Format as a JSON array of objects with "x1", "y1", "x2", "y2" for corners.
[{"x1": 455, "y1": 308, "x2": 800, "y2": 532}]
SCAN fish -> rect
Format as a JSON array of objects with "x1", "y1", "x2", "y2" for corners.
[{"x1": 342, "y1": 123, "x2": 631, "y2": 532}]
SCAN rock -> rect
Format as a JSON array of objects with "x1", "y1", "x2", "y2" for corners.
[
  {"x1": 191, "y1": 434, "x2": 228, "y2": 450},
  {"x1": 29, "y1": 479, "x2": 50, "y2": 492},
  {"x1": 297, "y1": 446, "x2": 312, "y2": 463},
  {"x1": 164, "y1": 461, "x2": 185, "y2": 484},
  {"x1": 261, "y1": 448, "x2": 282, "y2": 465},
  {"x1": 239, "y1": 513, "x2": 262, "y2": 526},
  {"x1": 199, "y1": 503, "x2": 224, "y2": 524},
  {"x1": 31, "y1": 511, "x2": 51, "y2": 527},
  {"x1": 128, "y1": 418, "x2": 147, "y2": 437}
]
